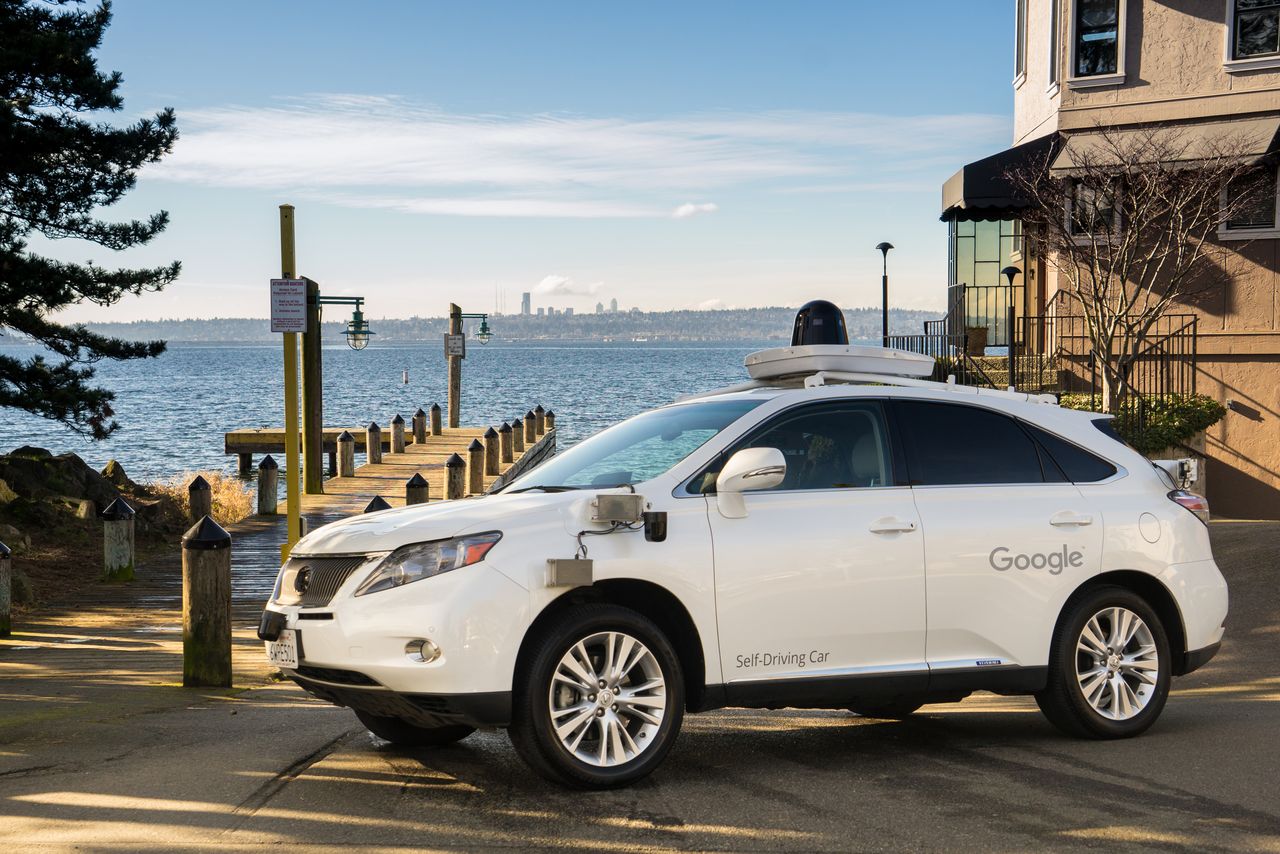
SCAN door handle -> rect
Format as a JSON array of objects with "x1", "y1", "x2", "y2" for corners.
[
  {"x1": 1050, "y1": 512, "x2": 1094, "y2": 527},
  {"x1": 869, "y1": 516, "x2": 917, "y2": 534}
]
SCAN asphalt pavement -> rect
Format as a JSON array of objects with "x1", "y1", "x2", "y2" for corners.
[{"x1": 2, "y1": 520, "x2": 1277, "y2": 852}]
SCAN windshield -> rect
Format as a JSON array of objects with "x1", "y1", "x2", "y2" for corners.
[{"x1": 504, "y1": 398, "x2": 764, "y2": 491}]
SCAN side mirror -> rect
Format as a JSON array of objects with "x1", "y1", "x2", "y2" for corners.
[{"x1": 715, "y1": 447, "x2": 786, "y2": 518}]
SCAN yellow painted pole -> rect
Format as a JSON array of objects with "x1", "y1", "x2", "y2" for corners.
[{"x1": 280, "y1": 205, "x2": 302, "y2": 559}]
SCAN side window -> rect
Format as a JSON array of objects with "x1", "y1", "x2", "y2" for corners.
[
  {"x1": 692, "y1": 402, "x2": 894, "y2": 493},
  {"x1": 893, "y1": 400, "x2": 1044, "y2": 486},
  {"x1": 1023, "y1": 422, "x2": 1118, "y2": 483}
]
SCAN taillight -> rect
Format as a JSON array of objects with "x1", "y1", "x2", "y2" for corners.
[{"x1": 1168, "y1": 490, "x2": 1210, "y2": 524}]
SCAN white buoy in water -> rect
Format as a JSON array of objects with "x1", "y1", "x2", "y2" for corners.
[{"x1": 402, "y1": 369, "x2": 409, "y2": 384}]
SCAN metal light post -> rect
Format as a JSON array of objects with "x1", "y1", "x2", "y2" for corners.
[
  {"x1": 1001, "y1": 265, "x2": 1021, "y2": 388},
  {"x1": 876, "y1": 242, "x2": 894, "y2": 347}
]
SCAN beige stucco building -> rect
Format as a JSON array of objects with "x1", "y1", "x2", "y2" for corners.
[{"x1": 940, "y1": 0, "x2": 1279, "y2": 519}]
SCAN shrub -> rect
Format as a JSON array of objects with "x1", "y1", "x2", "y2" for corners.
[
  {"x1": 150, "y1": 471, "x2": 254, "y2": 526},
  {"x1": 1059, "y1": 393, "x2": 1226, "y2": 455}
]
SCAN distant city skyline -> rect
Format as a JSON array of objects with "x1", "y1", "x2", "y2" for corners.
[{"x1": 36, "y1": 1, "x2": 1014, "y2": 323}]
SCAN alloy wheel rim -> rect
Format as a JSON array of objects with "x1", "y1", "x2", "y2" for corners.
[
  {"x1": 548, "y1": 631, "x2": 667, "y2": 767},
  {"x1": 1075, "y1": 606, "x2": 1160, "y2": 721}
]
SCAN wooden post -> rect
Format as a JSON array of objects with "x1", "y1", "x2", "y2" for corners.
[
  {"x1": 327, "y1": 451, "x2": 337, "y2": 477},
  {"x1": 0, "y1": 541, "x2": 11, "y2": 637},
  {"x1": 467, "y1": 439, "x2": 485, "y2": 494},
  {"x1": 405, "y1": 473, "x2": 429, "y2": 506},
  {"x1": 445, "y1": 453, "x2": 465, "y2": 500},
  {"x1": 524, "y1": 410, "x2": 537, "y2": 445},
  {"x1": 447, "y1": 304, "x2": 462, "y2": 428},
  {"x1": 279, "y1": 204, "x2": 303, "y2": 558},
  {"x1": 257, "y1": 455, "x2": 278, "y2": 515},
  {"x1": 512, "y1": 415, "x2": 525, "y2": 453},
  {"x1": 237, "y1": 453, "x2": 253, "y2": 476},
  {"x1": 390, "y1": 414, "x2": 406, "y2": 453},
  {"x1": 498, "y1": 422, "x2": 514, "y2": 463},
  {"x1": 430, "y1": 402, "x2": 442, "y2": 436},
  {"x1": 545, "y1": 410, "x2": 556, "y2": 431},
  {"x1": 188, "y1": 475, "x2": 212, "y2": 523},
  {"x1": 365, "y1": 496, "x2": 392, "y2": 513},
  {"x1": 366, "y1": 422, "x2": 383, "y2": 465},
  {"x1": 182, "y1": 516, "x2": 232, "y2": 688},
  {"x1": 301, "y1": 277, "x2": 325, "y2": 495},
  {"x1": 412, "y1": 408, "x2": 427, "y2": 444},
  {"x1": 101, "y1": 498, "x2": 135, "y2": 582},
  {"x1": 337, "y1": 430, "x2": 355, "y2": 477},
  {"x1": 483, "y1": 427, "x2": 500, "y2": 475},
  {"x1": 534, "y1": 404, "x2": 546, "y2": 436}
]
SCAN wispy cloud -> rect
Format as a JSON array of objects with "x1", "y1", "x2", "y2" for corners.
[
  {"x1": 153, "y1": 95, "x2": 1008, "y2": 218},
  {"x1": 672, "y1": 202, "x2": 719, "y2": 219},
  {"x1": 533, "y1": 275, "x2": 602, "y2": 296}
]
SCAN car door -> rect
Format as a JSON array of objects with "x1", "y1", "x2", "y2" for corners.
[
  {"x1": 890, "y1": 399, "x2": 1104, "y2": 682},
  {"x1": 701, "y1": 400, "x2": 928, "y2": 701}
]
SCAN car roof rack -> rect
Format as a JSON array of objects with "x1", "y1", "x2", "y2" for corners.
[{"x1": 677, "y1": 370, "x2": 1059, "y2": 406}]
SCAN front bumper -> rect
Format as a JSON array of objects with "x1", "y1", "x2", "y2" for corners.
[{"x1": 288, "y1": 668, "x2": 512, "y2": 728}]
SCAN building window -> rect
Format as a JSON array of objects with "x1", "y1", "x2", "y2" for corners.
[
  {"x1": 1231, "y1": 0, "x2": 1280, "y2": 60},
  {"x1": 1015, "y1": 0, "x2": 1028, "y2": 80},
  {"x1": 1074, "y1": 0, "x2": 1120, "y2": 77},
  {"x1": 1049, "y1": 0, "x2": 1060, "y2": 87},
  {"x1": 1223, "y1": 167, "x2": 1279, "y2": 234},
  {"x1": 1068, "y1": 181, "x2": 1118, "y2": 236}
]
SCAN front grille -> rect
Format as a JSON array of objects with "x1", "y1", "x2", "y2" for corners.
[
  {"x1": 295, "y1": 665, "x2": 380, "y2": 686},
  {"x1": 283, "y1": 555, "x2": 368, "y2": 607}
]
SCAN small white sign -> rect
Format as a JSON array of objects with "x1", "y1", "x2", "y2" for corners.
[
  {"x1": 270, "y1": 279, "x2": 307, "y2": 333},
  {"x1": 444, "y1": 333, "x2": 466, "y2": 358}
]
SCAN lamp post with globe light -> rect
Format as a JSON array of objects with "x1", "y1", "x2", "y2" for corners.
[{"x1": 876, "y1": 242, "x2": 894, "y2": 347}]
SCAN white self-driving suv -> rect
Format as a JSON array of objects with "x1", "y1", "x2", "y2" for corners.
[{"x1": 260, "y1": 347, "x2": 1227, "y2": 789}]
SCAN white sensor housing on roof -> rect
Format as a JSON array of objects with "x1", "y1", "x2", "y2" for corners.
[{"x1": 745, "y1": 344, "x2": 935, "y2": 381}]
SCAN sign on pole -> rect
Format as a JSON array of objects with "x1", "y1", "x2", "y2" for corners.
[
  {"x1": 270, "y1": 279, "x2": 307, "y2": 333},
  {"x1": 444, "y1": 333, "x2": 466, "y2": 359}
]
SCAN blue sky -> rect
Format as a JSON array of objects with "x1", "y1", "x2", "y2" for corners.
[{"x1": 47, "y1": 0, "x2": 1016, "y2": 322}]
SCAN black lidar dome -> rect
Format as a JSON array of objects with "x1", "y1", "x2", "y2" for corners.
[{"x1": 791, "y1": 300, "x2": 849, "y2": 346}]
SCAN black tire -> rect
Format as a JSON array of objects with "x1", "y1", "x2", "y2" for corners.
[
  {"x1": 508, "y1": 603, "x2": 685, "y2": 789},
  {"x1": 1036, "y1": 585, "x2": 1171, "y2": 739},
  {"x1": 849, "y1": 698, "x2": 925, "y2": 719},
  {"x1": 355, "y1": 710, "x2": 475, "y2": 747}
]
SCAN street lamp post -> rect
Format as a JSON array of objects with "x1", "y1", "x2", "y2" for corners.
[
  {"x1": 876, "y1": 242, "x2": 894, "y2": 347},
  {"x1": 445, "y1": 306, "x2": 493, "y2": 429},
  {"x1": 1001, "y1": 265, "x2": 1021, "y2": 389}
]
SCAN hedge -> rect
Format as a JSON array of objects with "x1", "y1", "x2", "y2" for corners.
[{"x1": 1058, "y1": 393, "x2": 1226, "y2": 455}]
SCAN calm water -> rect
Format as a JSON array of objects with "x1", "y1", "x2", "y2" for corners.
[{"x1": 0, "y1": 341, "x2": 778, "y2": 483}]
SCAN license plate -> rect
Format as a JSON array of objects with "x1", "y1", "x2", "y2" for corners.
[{"x1": 265, "y1": 628, "x2": 299, "y2": 669}]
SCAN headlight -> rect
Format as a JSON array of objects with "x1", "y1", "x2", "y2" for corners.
[{"x1": 354, "y1": 532, "x2": 502, "y2": 596}]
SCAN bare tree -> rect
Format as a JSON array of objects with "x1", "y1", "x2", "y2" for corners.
[{"x1": 1007, "y1": 124, "x2": 1268, "y2": 410}]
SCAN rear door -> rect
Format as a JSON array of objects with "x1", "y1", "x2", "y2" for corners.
[{"x1": 890, "y1": 399, "x2": 1104, "y2": 681}]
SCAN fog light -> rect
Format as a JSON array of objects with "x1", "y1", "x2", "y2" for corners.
[{"x1": 405, "y1": 639, "x2": 441, "y2": 663}]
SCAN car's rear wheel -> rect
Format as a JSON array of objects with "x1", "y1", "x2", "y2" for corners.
[
  {"x1": 848, "y1": 698, "x2": 925, "y2": 719},
  {"x1": 508, "y1": 603, "x2": 684, "y2": 788},
  {"x1": 1036, "y1": 585, "x2": 1171, "y2": 739},
  {"x1": 355, "y1": 710, "x2": 475, "y2": 747}
]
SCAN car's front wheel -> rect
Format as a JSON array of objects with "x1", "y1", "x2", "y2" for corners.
[
  {"x1": 508, "y1": 603, "x2": 685, "y2": 788},
  {"x1": 1036, "y1": 586, "x2": 1171, "y2": 739},
  {"x1": 355, "y1": 710, "x2": 475, "y2": 747}
]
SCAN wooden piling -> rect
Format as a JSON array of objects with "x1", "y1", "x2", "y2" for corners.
[
  {"x1": 405, "y1": 473, "x2": 429, "y2": 506},
  {"x1": 365, "y1": 496, "x2": 392, "y2": 513},
  {"x1": 467, "y1": 439, "x2": 485, "y2": 494},
  {"x1": 524, "y1": 410, "x2": 537, "y2": 445},
  {"x1": 499, "y1": 422, "x2": 514, "y2": 463},
  {"x1": 430, "y1": 403, "x2": 442, "y2": 436},
  {"x1": 390, "y1": 414, "x2": 406, "y2": 454},
  {"x1": 257, "y1": 455, "x2": 278, "y2": 515},
  {"x1": 545, "y1": 409, "x2": 556, "y2": 431},
  {"x1": 366, "y1": 422, "x2": 383, "y2": 465},
  {"x1": 101, "y1": 498, "x2": 135, "y2": 582},
  {"x1": 188, "y1": 475, "x2": 212, "y2": 522},
  {"x1": 445, "y1": 454, "x2": 466, "y2": 500},
  {"x1": 337, "y1": 430, "x2": 355, "y2": 477},
  {"x1": 512, "y1": 415, "x2": 525, "y2": 453},
  {"x1": 412, "y1": 408, "x2": 427, "y2": 444},
  {"x1": 327, "y1": 451, "x2": 337, "y2": 477},
  {"x1": 182, "y1": 516, "x2": 232, "y2": 688},
  {"x1": 237, "y1": 453, "x2": 253, "y2": 476},
  {"x1": 534, "y1": 404, "x2": 546, "y2": 436},
  {"x1": 0, "y1": 541, "x2": 10, "y2": 637},
  {"x1": 483, "y1": 427, "x2": 500, "y2": 475}
]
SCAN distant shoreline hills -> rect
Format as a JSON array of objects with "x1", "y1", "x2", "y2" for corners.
[{"x1": 69, "y1": 306, "x2": 943, "y2": 344}]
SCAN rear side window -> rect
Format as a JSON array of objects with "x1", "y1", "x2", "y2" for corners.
[
  {"x1": 1023, "y1": 422, "x2": 1118, "y2": 483},
  {"x1": 893, "y1": 400, "x2": 1044, "y2": 485}
]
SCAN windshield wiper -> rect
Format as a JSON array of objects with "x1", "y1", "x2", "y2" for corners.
[{"x1": 504, "y1": 485, "x2": 584, "y2": 494}]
